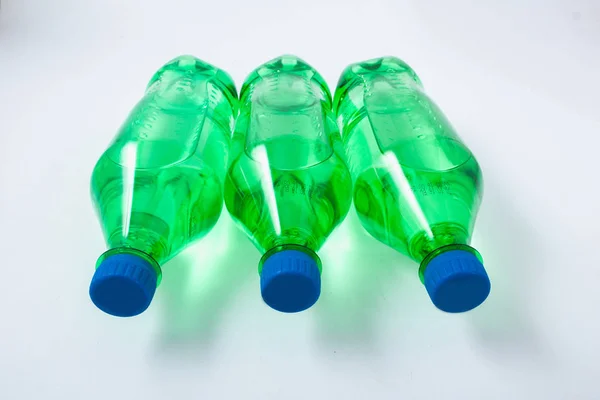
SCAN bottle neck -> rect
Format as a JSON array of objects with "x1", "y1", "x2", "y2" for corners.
[
  {"x1": 418, "y1": 244, "x2": 483, "y2": 284},
  {"x1": 409, "y1": 222, "x2": 471, "y2": 262},
  {"x1": 259, "y1": 244, "x2": 321, "y2": 275},
  {"x1": 96, "y1": 247, "x2": 163, "y2": 285}
]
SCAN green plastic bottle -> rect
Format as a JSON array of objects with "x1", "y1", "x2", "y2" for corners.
[
  {"x1": 334, "y1": 57, "x2": 490, "y2": 313},
  {"x1": 89, "y1": 56, "x2": 237, "y2": 317},
  {"x1": 224, "y1": 55, "x2": 353, "y2": 313}
]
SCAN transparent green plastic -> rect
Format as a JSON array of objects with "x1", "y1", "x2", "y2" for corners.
[
  {"x1": 224, "y1": 55, "x2": 353, "y2": 271},
  {"x1": 333, "y1": 56, "x2": 483, "y2": 278},
  {"x1": 91, "y1": 55, "x2": 237, "y2": 281}
]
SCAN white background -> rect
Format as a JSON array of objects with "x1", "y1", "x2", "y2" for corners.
[{"x1": 1, "y1": 1, "x2": 599, "y2": 399}]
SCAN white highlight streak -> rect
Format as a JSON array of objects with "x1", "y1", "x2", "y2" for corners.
[
  {"x1": 121, "y1": 142, "x2": 138, "y2": 238},
  {"x1": 381, "y1": 150, "x2": 433, "y2": 238},
  {"x1": 251, "y1": 145, "x2": 281, "y2": 235}
]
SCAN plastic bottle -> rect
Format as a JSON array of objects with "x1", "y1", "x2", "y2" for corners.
[
  {"x1": 224, "y1": 55, "x2": 353, "y2": 313},
  {"x1": 89, "y1": 56, "x2": 237, "y2": 317},
  {"x1": 334, "y1": 56, "x2": 490, "y2": 313}
]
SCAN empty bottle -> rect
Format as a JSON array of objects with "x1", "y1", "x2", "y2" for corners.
[
  {"x1": 334, "y1": 57, "x2": 490, "y2": 313},
  {"x1": 89, "y1": 56, "x2": 237, "y2": 317},
  {"x1": 224, "y1": 55, "x2": 353, "y2": 313}
]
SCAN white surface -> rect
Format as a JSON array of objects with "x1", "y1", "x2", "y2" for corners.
[{"x1": 1, "y1": 1, "x2": 599, "y2": 399}]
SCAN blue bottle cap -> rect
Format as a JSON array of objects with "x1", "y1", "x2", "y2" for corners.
[
  {"x1": 89, "y1": 253, "x2": 158, "y2": 317},
  {"x1": 260, "y1": 249, "x2": 321, "y2": 313},
  {"x1": 423, "y1": 250, "x2": 491, "y2": 313}
]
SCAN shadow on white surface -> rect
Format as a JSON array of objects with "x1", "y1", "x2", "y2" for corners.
[
  {"x1": 152, "y1": 216, "x2": 256, "y2": 356},
  {"x1": 466, "y1": 178, "x2": 549, "y2": 363},
  {"x1": 313, "y1": 211, "x2": 416, "y2": 355},
  {"x1": 313, "y1": 178, "x2": 551, "y2": 363}
]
